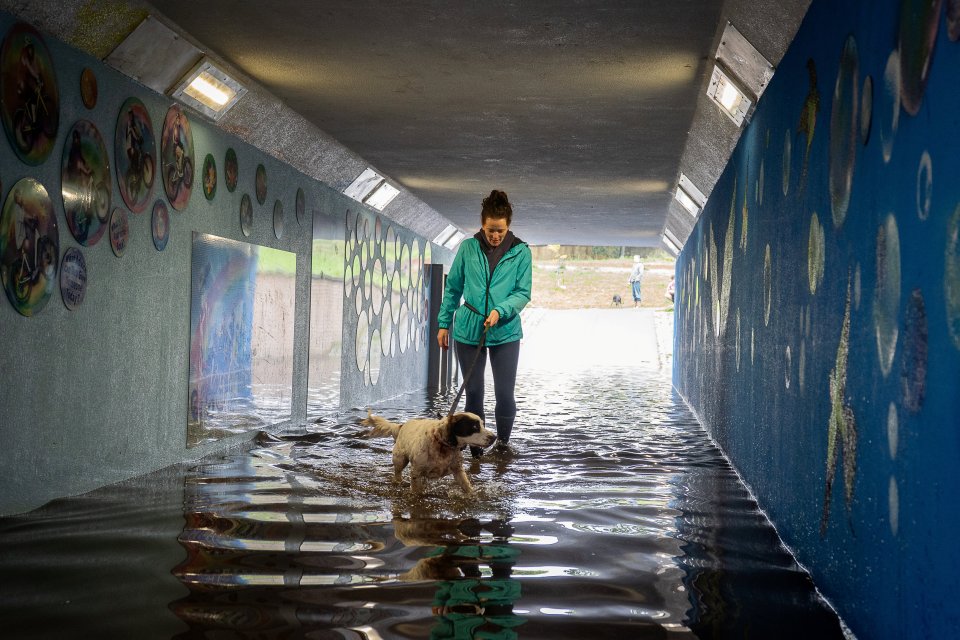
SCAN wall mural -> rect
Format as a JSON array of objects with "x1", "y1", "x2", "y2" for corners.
[
  {"x1": 0, "y1": 22, "x2": 58, "y2": 165},
  {"x1": 188, "y1": 232, "x2": 296, "y2": 448},
  {"x1": 673, "y1": 1, "x2": 959, "y2": 638}
]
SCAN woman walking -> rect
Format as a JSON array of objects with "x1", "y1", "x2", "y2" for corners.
[{"x1": 437, "y1": 190, "x2": 532, "y2": 455}]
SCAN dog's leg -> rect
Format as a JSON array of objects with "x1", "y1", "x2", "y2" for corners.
[
  {"x1": 453, "y1": 467, "x2": 474, "y2": 493},
  {"x1": 393, "y1": 454, "x2": 409, "y2": 484},
  {"x1": 410, "y1": 475, "x2": 427, "y2": 493}
]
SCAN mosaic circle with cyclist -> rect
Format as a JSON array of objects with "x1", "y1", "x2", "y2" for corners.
[
  {"x1": 0, "y1": 177, "x2": 59, "y2": 316},
  {"x1": 115, "y1": 97, "x2": 156, "y2": 213},
  {"x1": 160, "y1": 104, "x2": 194, "y2": 210},
  {"x1": 0, "y1": 22, "x2": 59, "y2": 165},
  {"x1": 61, "y1": 119, "x2": 110, "y2": 246}
]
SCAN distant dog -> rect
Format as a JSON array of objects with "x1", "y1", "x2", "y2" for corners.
[
  {"x1": 362, "y1": 411, "x2": 495, "y2": 492},
  {"x1": 612, "y1": 294, "x2": 623, "y2": 307}
]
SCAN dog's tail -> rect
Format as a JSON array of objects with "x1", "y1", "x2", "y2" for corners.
[{"x1": 361, "y1": 410, "x2": 402, "y2": 440}]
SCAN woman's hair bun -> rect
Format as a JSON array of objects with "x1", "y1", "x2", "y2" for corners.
[{"x1": 481, "y1": 189, "x2": 512, "y2": 223}]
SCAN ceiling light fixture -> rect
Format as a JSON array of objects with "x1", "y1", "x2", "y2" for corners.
[
  {"x1": 662, "y1": 233, "x2": 681, "y2": 255},
  {"x1": 444, "y1": 231, "x2": 465, "y2": 250},
  {"x1": 675, "y1": 173, "x2": 706, "y2": 217},
  {"x1": 663, "y1": 227, "x2": 683, "y2": 253},
  {"x1": 343, "y1": 168, "x2": 400, "y2": 211},
  {"x1": 707, "y1": 65, "x2": 752, "y2": 126},
  {"x1": 433, "y1": 224, "x2": 458, "y2": 246},
  {"x1": 344, "y1": 168, "x2": 383, "y2": 202},
  {"x1": 170, "y1": 58, "x2": 246, "y2": 121},
  {"x1": 364, "y1": 181, "x2": 400, "y2": 211},
  {"x1": 706, "y1": 22, "x2": 774, "y2": 128}
]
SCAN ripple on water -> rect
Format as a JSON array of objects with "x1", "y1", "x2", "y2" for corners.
[{"x1": 0, "y1": 358, "x2": 847, "y2": 638}]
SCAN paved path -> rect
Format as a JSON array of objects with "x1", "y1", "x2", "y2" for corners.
[{"x1": 518, "y1": 307, "x2": 673, "y2": 373}]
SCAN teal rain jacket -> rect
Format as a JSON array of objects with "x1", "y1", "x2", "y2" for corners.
[{"x1": 437, "y1": 234, "x2": 532, "y2": 346}]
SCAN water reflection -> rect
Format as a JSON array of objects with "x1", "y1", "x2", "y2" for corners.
[{"x1": 0, "y1": 311, "x2": 848, "y2": 639}]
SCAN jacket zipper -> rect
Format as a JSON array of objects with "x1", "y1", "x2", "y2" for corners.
[{"x1": 481, "y1": 244, "x2": 520, "y2": 315}]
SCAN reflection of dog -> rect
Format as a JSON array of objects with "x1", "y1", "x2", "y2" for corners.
[
  {"x1": 363, "y1": 411, "x2": 495, "y2": 492},
  {"x1": 612, "y1": 294, "x2": 622, "y2": 307},
  {"x1": 393, "y1": 517, "x2": 481, "y2": 581}
]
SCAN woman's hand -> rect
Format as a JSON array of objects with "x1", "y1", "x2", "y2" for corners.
[
  {"x1": 484, "y1": 309, "x2": 500, "y2": 328},
  {"x1": 437, "y1": 328, "x2": 449, "y2": 349}
]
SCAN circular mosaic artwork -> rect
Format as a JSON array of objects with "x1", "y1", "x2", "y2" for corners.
[
  {"x1": 860, "y1": 75, "x2": 873, "y2": 145},
  {"x1": 880, "y1": 50, "x2": 901, "y2": 164},
  {"x1": 59, "y1": 246, "x2": 86, "y2": 310},
  {"x1": 224, "y1": 148, "x2": 238, "y2": 193},
  {"x1": 898, "y1": 0, "x2": 942, "y2": 116},
  {"x1": 828, "y1": 35, "x2": 859, "y2": 229},
  {"x1": 240, "y1": 194, "x2": 252, "y2": 237},
  {"x1": 152, "y1": 199, "x2": 170, "y2": 251},
  {"x1": 0, "y1": 178, "x2": 58, "y2": 316},
  {"x1": 80, "y1": 67, "x2": 97, "y2": 109},
  {"x1": 873, "y1": 214, "x2": 901, "y2": 376},
  {"x1": 0, "y1": 23, "x2": 59, "y2": 165},
  {"x1": 115, "y1": 97, "x2": 156, "y2": 213},
  {"x1": 202, "y1": 153, "x2": 217, "y2": 201},
  {"x1": 61, "y1": 119, "x2": 110, "y2": 246},
  {"x1": 944, "y1": 204, "x2": 960, "y2": 349},
  {"x1": 160, "y1": 104, "x2": 194, "y2": 210},
  {"x1": 109, "y1": 207, "x2": 129, "y2": 257}
]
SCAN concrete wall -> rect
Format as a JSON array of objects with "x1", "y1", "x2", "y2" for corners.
[
  {"x1": 674, "y1": 1, "x2": 960, "y2": 638},
  {"x1": 0, "y1": 14, "x2": 440, "y2": 515}
]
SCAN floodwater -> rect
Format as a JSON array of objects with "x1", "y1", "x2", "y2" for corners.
[{"x1": 0, "y1": 309, "x2": 848, "y2": 639}]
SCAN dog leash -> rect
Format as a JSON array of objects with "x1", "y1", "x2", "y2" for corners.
[{"x1": 447, "y1": 324, "x2": 488, "y2": 417}]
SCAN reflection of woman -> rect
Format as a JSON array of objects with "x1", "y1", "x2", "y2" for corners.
[{"x1": 437, "y1": 190, "x2": 532, "y2": 455}]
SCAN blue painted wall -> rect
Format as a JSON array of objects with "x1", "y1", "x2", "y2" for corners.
[{"x1": 674, "y1": 1, "x2": 960, "y2": 638}]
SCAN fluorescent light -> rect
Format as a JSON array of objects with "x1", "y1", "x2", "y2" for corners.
[
  {"x1": 344, "y1": 168, "x2": 383, "y2": 202},
  {"x1": 675, "y1": 173, "x2": 706, "y2": 217},
  {"x1": 675, "y1": 187, "x2": 699, "y2": 216},
  {"x1": 707, "y1": 65, "x2": 753, "y2": 126},
  {"x1": 718, "y1": 81, "x2": 741, "y2": 111},
  {"x1": 433, "y1": 224, "x2": 457, "y2": 245},
  {"x1": 169, "y1": 58, "x2": 246, "y2": 121},
  {"x1": 187, "y1": 74, "x2": 231, "y2": 105},
  {"x1": 663, "y1": 227, "x2": 682, "y2": 248},
  {"x1": 662, "y1": 234, "x2": 681, "y2": 255},
  {"x1": 364, "y1": 181, "x2": 400, "y2": 210},
  {"x1": 444, "y1": 231, "x2": 465, "y2": 249}
]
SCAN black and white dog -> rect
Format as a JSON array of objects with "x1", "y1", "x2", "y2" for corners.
[
  {"x1": 362, "y1": 410, "x2": 496, "y2": 492},
  {"x1": 612, "y1": 294, "x2": 623, "y2": 307}
]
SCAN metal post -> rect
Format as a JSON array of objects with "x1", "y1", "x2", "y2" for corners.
[{"x1": 426, "y1": 264, "x2": 444, "y2": 393}]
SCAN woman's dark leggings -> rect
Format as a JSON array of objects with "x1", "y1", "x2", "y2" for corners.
[{"x1": 455, "y1": 339, "x2": 520, "y2": 443}]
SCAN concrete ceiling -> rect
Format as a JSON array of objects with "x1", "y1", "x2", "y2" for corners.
[{"x1": 4, "y1": 0, "x2": 811, "y2": 248}]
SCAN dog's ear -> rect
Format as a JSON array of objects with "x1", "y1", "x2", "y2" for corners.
[{"x1": 449, "y1": 413, "x2": 482, "y2": 438}]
